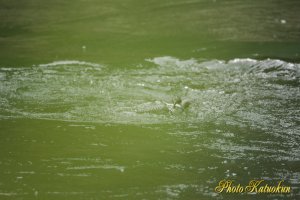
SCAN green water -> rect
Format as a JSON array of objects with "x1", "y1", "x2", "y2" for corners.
[{"x1": 0, "y1": 0, "x2": 300, "y2": 199}]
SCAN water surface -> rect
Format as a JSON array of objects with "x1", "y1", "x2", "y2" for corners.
[
  {"x1": 0, "y1": 0, "x2": 300, "y2": 199},
  {"x1": 0, "y1": 57, "x2": 299, "y2": 199}
]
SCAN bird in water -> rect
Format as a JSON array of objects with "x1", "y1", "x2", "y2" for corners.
[{"x1": 172, "y1": 96, "x2": 191, "y2": 111}]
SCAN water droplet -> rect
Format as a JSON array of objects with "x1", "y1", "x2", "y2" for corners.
[{"x1": 280, "y1": 19, "x2": 286, "y2": 24}]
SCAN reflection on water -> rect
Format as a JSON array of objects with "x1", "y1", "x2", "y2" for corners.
[{"x1": 0, "y1": 57, "x2": 299, "y2": 199}]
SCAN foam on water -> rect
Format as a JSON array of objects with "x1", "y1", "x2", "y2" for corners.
[
  {"x1": 0, "y1": 57, "x2": 299, "y2": 128},
  {"x1": 38, "y1": 60, "x2": 102, "y2": 68}
]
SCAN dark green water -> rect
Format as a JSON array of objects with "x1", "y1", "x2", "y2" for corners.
[{"x1": 0, "y1": 0, "x2": 300, "y2": 199}]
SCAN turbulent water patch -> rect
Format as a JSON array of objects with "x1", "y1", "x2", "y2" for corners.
[{"x1": 0, "y1": 57, "x2": 299, "y2": 127}]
